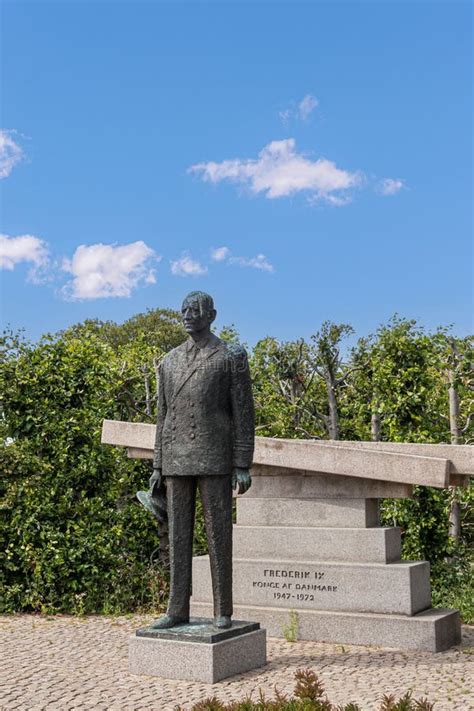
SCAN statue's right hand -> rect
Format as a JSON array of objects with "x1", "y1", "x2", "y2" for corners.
[{"x1": 149, "y1": 468, "x2": 162, "y2": 492}]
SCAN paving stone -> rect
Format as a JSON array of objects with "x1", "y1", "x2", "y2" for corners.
[{"x1": 0, "y1": 615, "x2": 473, "y2": 710}]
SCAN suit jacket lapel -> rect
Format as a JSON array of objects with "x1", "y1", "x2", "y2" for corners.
[{"x1": 172, "y1": 339, "x2": 221, "y2": 401}]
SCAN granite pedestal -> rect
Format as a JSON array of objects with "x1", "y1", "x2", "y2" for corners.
[
  {"x1": 101, "y1": 421, "x2": 470, "y2": 653},
  {"x1": 129, "y1": 618, "x2": 267, "y2": 683},
  {"x1": 190, "y1": 470, "x2": 462, "y2": 652}
]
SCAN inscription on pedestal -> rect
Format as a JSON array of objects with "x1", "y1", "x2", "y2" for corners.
[
  {"x1": 192, "y1": 557, "x2": 432, "y2": 615},
  {"x1": 254, "y1": 568, "x2": 339, "y2": 595},
  {"x1": 251, "y1": 566, "x2": 338, "y2": 604}
]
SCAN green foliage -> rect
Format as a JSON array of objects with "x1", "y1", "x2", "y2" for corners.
[
  {"x1": 251, "y1": 337, "x2": 327, "y2": 439},
  {"x1": 430, "y1": 547, "x2": 474, "y2": 624},
  {"x1": 0, "y1": 315, "x2": 185, "y2": 614},
  {"x1": 60, "y1": 308, "x2": 187, "y2": 353},
  {"x1": 380, "y1": 483, "x2": 473, "y2": 566},
  {"x1": 344, "y1": 317, "x2": 443, "y2": 442},
  {"x1": 175, "y1": 668, "x2": 433, "y2": 710},
  {"x1": 310, "y1": 321, "x2": 354, "y2": 377},
  {"x1": 250, "y1": 316, "x2": 473, "y2": 620},
  {"x1": 218, "y1": 324, "x2": 242, "y2": 345},
  {"x1": 1, "y1": 309, "x2": 472, "y2": 619},
  {"x1": 282, "y1": 609, "x2": 299, "y2": 642}
]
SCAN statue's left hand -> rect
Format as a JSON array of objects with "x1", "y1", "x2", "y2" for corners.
[
  {"x1": 232, "y1": 467, "x2": 252, "y2": 495},
  {"x1": 149, "y1": 468, "x2": 162, "y2": 494}
]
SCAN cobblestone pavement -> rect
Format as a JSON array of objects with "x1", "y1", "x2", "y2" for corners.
[{"x1": 0, "y1": 615, "x2": 473, "y2": 710}]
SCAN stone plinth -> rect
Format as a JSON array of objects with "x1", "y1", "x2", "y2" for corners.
[
  {"x1": 101, "y1": 420, "x2": 468, "y2": 652},
  {"x1": 190, "y1": 470, "x2": 461, "y2": 651},
  {"x1": 192, "y1": 556, "x2": 431, "y2": 616},
  {"x1": 129, "y1": 618, "x2": 266, "y2": 683}
]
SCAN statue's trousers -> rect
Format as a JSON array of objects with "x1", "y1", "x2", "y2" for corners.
[{"x1": 165, "y1": 475, "x2": 233, "y2": 619}]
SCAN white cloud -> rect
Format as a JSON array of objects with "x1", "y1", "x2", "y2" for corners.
[
  {"x1": 279, "y1": 94, "x2": 319, "y2": 123},
  {"x1": 210, "y1": 246, "x2": 274, "y2": 273},
  {"x1": 189, "y1": 138, "x2": 362, "y2": 204},
  {"x1": 278, "y1": 108, "x2": 292, "y2": 124},
  {"x1": 298, "y1": 94, "x2": 319, "y2": 120},
  {"x1": 0, "y1": 130, "x2": 24, "y2": 179},
  {"x1": 231, "y1": 253, "x2": 274, "y2": 272},
  {"x1": 170, "y1": 252, "x2": 208, "y2": 277},
  {"x1": 62, "y1": 241, "x2": 158, "y2": 299},
  {"x1": 211, "y1": 246, "x2": 231, "y2": 262},
  {"x1": 0, "y1": 233, "x2": 50, "y2": 282},
  {"x1": 378, "y1": 178, "x2": 405, "y2": 196}
]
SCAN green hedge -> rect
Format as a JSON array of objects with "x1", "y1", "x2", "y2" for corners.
[
  {"x1": 0, "y1": 328, "x2": 174, "y2": 614},
  {"x1": 1, "y1": 315, "x2": 472, "y2": 618}
]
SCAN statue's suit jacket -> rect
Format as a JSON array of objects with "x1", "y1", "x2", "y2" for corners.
[{"x1": 153, "y1": 333, "x2": 255, "y2": 477}]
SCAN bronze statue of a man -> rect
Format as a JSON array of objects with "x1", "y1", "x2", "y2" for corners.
[{"x1": 140, "y1": 291, "x2": 254, "y2": 630}]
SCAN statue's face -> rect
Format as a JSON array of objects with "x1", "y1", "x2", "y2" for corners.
[{"x1": 181, "y1": 297, "x2": 214, "y2": 334}]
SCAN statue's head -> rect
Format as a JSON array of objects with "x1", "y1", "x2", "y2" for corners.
[{"x1": 181, "y1": 291, "x2": 216, "y2": 335}]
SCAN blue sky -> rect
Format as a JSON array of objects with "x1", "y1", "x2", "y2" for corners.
[{"x1": 1, "y1": 0, "x2": 472, "y2": 346}]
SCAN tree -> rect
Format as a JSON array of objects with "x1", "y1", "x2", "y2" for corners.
[
  {"x1": 250, "y1": 323, "x2": 356, "y2": 441},
  {"x1": 309, "y1": 322, "x2": 355, "y2": 440},
  {"x1": 250, "y1": 337, "x2": 325, "y2": 439},
  {"x1": 346, "y1": 317, "x2": 442, "y2": 443},
  {"x1": 1, "y1": 311, "x2": 472, "y2": 619},
  {"x1": 60, "y1": 308, "x2": 187, "y2": 353},
  {"x1": 0, "y1": 312, "x2": 188, "y2": 614},
  {"x1": 432, "y1": 332, "x2": 474, "y2": 539}
]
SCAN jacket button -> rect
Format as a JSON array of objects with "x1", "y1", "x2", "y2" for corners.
[{"x1": 190, "y1": 433, "x2": 195, "y2": 439}]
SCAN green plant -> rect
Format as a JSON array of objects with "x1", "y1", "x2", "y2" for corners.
[
  {"x1": 175, "y1": 668, "x2": 434, "y2": 710},
  {"x1": 430, "y1": 545, "x2": 474, "y2": 624},
  {"x1": 282, "y1": 609, "x2": 299, "y2": 642},
  {"x1": 379, "y1": 692, "x2": 433, "y2": 711},
  {"x1": 0, "y1": 321, "x2": 182, "y2": 614},
  {"x1": 1, "y1": 311, "x2": 472, "y2": 620}
]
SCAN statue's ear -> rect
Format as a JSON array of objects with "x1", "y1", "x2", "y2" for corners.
[{"x1": 209, "y1": 308, "x2": 217, "y2": 324}]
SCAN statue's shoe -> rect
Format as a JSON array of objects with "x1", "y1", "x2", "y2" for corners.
[
  {"x1": 214, "y1": 616, "x2": 232, "y2": 629},
  {"x1": 150, "y1": 614, "x2": 189, "y2": 629}
]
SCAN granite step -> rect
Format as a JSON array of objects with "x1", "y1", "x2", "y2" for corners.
[
  {"x1": 233, "y1": 525, "x2": 401, "y2": 563},
  {"x1": 189, "y1": 601, "x2": 461, "y2": 653},
  {"x1": 236, "y1": 497, "x2": 380, "y2": 528}
]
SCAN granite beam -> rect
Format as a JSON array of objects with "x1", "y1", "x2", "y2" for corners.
[
  {"x1": 245, "y1": 472, "x2": 413, "y2": 499},
  {"x1": 101, "y1": 420, "x2": 471, "y2": 488}
]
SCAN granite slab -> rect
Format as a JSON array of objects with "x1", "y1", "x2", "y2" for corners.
[{"x1": 135, "y1": 618, "x2": 259, "y2": 644}]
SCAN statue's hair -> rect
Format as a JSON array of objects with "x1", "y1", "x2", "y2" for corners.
[{"x1": 182, "y1": 291, "x2": 215, "y2": 317}]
